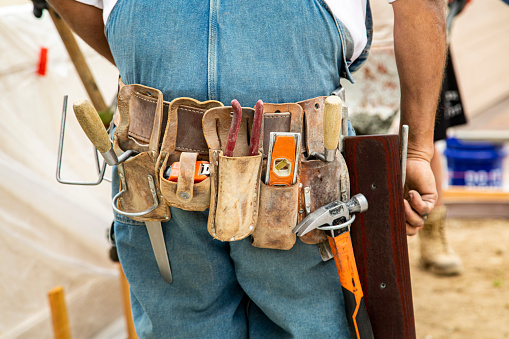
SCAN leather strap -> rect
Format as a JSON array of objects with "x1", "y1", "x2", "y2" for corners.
[
  {"x1": 176, "y1": 152, "x2": 198, "y2": 203},
  {"x1": 114, "y1": 79, "x2": 328, "y2": 156}
]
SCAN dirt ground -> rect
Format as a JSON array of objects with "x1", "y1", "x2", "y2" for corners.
[{"x1": 408, "y1": 217, "x2": 509, "y2": 339}]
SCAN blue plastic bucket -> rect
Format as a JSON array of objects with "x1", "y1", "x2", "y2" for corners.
[{"x1": 444, "y1": 138, "x2": 506, "y2": 187}]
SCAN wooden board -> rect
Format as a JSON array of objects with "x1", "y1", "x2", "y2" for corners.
[{"x1": 344, "y1": 134, "x2": 415, "y2": 339}]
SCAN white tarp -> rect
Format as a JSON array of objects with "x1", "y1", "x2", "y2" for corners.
[{"x1": 0, "y1": 5, "x2": 124, "y2": 338}]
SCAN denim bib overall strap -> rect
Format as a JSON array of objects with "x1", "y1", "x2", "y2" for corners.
[{"x1": 106, "y1": 1, "x2": 359, "y2": 338}]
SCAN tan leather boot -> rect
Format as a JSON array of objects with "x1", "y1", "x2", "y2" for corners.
[{"x1": 419, "y1": 205, "x2": 463, "y2": 276}]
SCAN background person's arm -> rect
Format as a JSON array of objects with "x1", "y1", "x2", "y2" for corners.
[
  {"x1": 47, "y1": 0, "x2": 115, "y2": 65},
  {"x1": 392, "y1": 0, "x2": 447, "y2": 235}
]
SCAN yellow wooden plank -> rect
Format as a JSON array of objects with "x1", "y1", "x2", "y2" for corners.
[{"x1": 444, "y1": 187, "x2": 509, "y2": 203}]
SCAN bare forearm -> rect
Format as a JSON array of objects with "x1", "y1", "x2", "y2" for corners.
[
  {"x1": 47, "y1": 0, "x2": 115, "y2": 65},
  {"x1": 393, "y1": 0, "x2": 446, "y2": 161}
]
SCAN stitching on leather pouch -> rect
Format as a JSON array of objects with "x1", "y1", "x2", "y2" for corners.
[
  {"x1": 265, "y1": 115, "x2": 290, "y2": 119},
  {"x1": 129, "y1": 130, "x2": 150, "y2": 140},
  {"x1": 180, "y1": 106, "x2": 205, "y2": 115},
  {"x1": 134, "y1": 92, "x2": 157, "y2": 104},
  {"x1": 177, "y1": 146, "x2": 207, "y2": 152},
  {"x1": 133, "y1": 91, "x2": 172, "y2": 108}
]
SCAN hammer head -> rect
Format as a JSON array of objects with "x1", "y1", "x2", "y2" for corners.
[{"x1": 292, "y1": 194, "x2": 368, "y2": 237}]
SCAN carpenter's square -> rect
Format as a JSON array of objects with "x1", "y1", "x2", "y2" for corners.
[
  {"x1": 73, "y1": 99, "x2": 173, "y2": 284},
  {"x1": 293, "y1": 194, "x2": 374, "y2": 339}
]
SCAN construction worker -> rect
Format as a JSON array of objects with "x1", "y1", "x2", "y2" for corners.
[
  {"x1": 47, "y1": 0, "x2": 446, "y2": 337},
  {"x1": 345, "y1": 0, "x2": 465, "y2": 276}
]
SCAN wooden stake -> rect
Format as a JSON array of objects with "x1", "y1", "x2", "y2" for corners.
[
  {"x1": 119, "y1": 264, "x2": 138, "y2": 339},
  {"x1": 48, "y1": 286, "x2": 72, "y2": 339}
]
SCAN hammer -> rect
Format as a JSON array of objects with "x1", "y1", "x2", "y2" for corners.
[{"x1": 293, "y1": 194, "x2": 374, "y2": 339}]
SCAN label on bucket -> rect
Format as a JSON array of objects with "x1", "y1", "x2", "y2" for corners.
[
  {"x1": 448, "y1": 169, "x2": 503, "y2": 187},
  {"x1": 445, "y1": 137, "x2": 506, "y2": 188}
]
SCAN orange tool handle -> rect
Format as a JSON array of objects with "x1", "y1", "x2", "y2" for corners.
[{"x1": 329, "y1": 232, "x2": 374, "y2": 339}]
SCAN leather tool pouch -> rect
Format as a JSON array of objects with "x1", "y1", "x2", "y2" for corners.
[
  {"x1": 295, "y1": 97, "x2": 344, "y2": 245},
  {"x1": 203, "y1": 106, "x2": 262, "y2": 242},
  {"x1": 251, "y1": 103, "x2": 303, "y2": 250},
  {"x1": 113, "y1": 84, "x2": 170, "y2": 222},
  {"x1": 157, "y1": 98, "x2": 222, "y2": 211}
]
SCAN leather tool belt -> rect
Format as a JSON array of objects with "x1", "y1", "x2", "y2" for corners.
[{"x1": 113, "y1": 82, "x2": 346, "y2": 250}]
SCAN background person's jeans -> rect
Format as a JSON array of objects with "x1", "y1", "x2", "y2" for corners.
[{"x1": 107, "y1": 0, "x2": 354, "y2": 337}]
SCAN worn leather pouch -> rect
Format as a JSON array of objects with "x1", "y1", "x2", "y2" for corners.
[
  {"x1": 250, "y1": 102, "x2": 303, "y2": 250},
  {"x1": 112, "y1": 84, "x2": 170, "y2": 222},
  {"x1": 251, "y1": 181, "x2": 300, "y2": 250},
  {"x1": 297, "y1": 156, "x2": 343, "y2": 244},
  {"x1": 157, "y1": 98, "x2": 222, "y2": 211},
  {"x1": 296, "y1": 96, "x2": 344, "y2": 244},
  {"x1": 159, "y1": 152, "x2": 212, "y2": 211},
  {"x1": 203, "y1": 106, "x2": 262, "y2": 241}
]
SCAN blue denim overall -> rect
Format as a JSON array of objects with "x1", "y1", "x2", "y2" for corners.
[{"x1": 106, "y1": 1, "x2": 370, "y2": 337}]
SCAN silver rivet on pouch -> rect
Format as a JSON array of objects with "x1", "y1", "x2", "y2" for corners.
[
  {"x1": 249, "y1": 225, "x2": 254, "y2": 231},
  {"x1": 380, "y1": 282, "x2": 387, "y2": 289},
  {"x1": 179, "y1": 192, "x2": 190, "y2": 200},
  {"x1": 298, "y1": 183, "x2": 303, "y2": 188},
  {"x1": 230, "y1": 237, "x2": 235, "y2": 241}
]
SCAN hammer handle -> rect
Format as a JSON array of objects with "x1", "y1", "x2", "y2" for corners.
[
  {"x1": 323, "y1": 96, "x2": 343, "y2": 152},
  {"x1": 73, "y1": 99, "x2": 112, "y2": 153},
  {"x1": 329, "y1": 232, "x2": 374, "y2": 339}
]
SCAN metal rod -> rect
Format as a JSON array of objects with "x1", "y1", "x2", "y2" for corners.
[
  {"x1": 56, "y1": 96, "x2": 107, "y2": 185},
  {"x1": 401, "y1": 125, "x2": 409, "y2": 188}
]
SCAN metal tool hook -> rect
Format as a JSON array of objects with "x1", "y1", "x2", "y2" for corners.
[
  {"x1": 56, "y1": 95, "x2": 108, "y2": 185},
  {"x1": 112, "y1": 169, "x2": 159, "y2": 217},
  {"x1": 317, "y1": 215, "x2": 356, "y2": 231}
]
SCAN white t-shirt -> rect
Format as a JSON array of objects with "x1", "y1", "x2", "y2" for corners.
[{"x1": 76, "y1": 0, "x2": 394, "y2": 62}]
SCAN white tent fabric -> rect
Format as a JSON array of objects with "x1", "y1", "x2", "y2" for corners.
[{"x1": 0, "y1": 5, "x2": 124, "y2": 338}]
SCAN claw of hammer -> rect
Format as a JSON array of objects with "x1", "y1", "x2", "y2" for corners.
[{"x1": 292, "y1": 194, "x2": 368, "y2": 236}]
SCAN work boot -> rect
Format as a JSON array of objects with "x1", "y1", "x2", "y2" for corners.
[{"x1": 419, "y1": 205, "x2": 463, "y2": 276}]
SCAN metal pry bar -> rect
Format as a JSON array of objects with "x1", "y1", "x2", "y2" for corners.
[{"x1": 401, "y1": 125, "x2": 409, "y2": 187}]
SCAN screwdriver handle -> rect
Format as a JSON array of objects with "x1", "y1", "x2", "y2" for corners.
[
  {"x1": 73, "y1": 99, "x2": 112, "y2": 154},
  {"x1": 323, "y1": 96, "x2": 343, "y2": 161}
]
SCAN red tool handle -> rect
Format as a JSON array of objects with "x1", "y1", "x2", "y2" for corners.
[
  {"x1": 329, "y1": 232, "x2": 374, "y2": 339},
  {"x1": 225, "y1": 99, "x2": 243, "y2": 157},
  {"x1": 249, "y1": 100, "x2": 264, "y2": 156}
]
